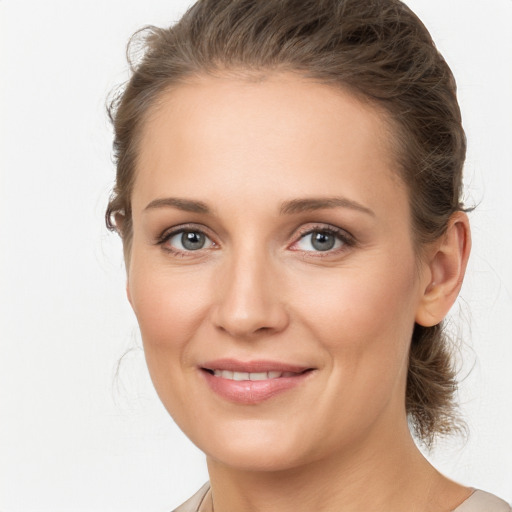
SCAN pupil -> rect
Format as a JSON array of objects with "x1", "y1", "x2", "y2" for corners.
[
  {"x1": 312, "y1": 231, "x2": 335, "y2": 251},
  {"x1": 182, "y1": 231, "x2": 205, "y2": 250}
]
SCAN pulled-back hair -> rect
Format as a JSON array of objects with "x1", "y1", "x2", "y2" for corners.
[{"x1": 107, "y1": 0, "x2": 467, "y2": 446}]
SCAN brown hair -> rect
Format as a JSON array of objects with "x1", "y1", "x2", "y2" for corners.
[{"x1": 106, "y1": 0, "x2": 467, "y2": 446}]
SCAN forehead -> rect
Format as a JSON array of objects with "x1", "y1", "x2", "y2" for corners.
[{"x1": 133, "y1": 72, "x2": 406, "y2": 219}]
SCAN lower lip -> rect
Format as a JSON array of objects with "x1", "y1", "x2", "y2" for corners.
[{"x1": 201, "y1": 369, "x2": 313, "y2": 404}]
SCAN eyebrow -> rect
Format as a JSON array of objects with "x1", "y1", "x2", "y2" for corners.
[
  {"x1": 144, "y1": 197, "x2": 211, "y2": 214},
  {"x1": 144, "y1": 195, "x2": 375, "y2": 217},
  {"x1": 279, "y1": 197, "x2": 375, "y2": 217}
]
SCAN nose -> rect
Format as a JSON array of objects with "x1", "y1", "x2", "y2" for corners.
[{"x1": 210, "y1": 248, "x2": 290, "y2": 339}]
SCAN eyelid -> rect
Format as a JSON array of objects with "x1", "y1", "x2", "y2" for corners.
[
  {"x1": 156, "y1": 223, "x2": 217, "y2": 255},
  {"x1": 288, "y1": 223, "x2": 356, "y2": 254}
]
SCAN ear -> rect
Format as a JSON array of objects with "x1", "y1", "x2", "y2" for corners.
[
  {"x1": 115, "y1": 212, "x2": 126, "y2": 236},
  {"x1": 415, "y1": 212, "x2": 471, "y2": 327}
]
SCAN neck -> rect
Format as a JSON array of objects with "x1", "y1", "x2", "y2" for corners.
[{"x1": 204, "y1": 422, "x2": 469, "y2": 512}]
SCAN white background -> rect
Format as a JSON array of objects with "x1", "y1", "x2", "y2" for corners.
[{"x1": 1, "y1": 0, "x2": 511, "y2": 510}]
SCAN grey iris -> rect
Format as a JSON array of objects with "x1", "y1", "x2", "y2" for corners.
[
  {"x1": 182, "y1": 231, "x2": 206, "y2": 250},
  {"x1": 311, "y1": 231, "x2": 335, "y2": 251}
]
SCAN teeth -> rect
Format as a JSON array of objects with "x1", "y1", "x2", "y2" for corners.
[
  {"x1": 211, "y1": 370, "x2": 292, "y2": 380},
  {"x1": 249, "y1": 372, "x2": 268, "y2": 381}
]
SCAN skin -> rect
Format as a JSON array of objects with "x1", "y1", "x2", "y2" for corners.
[{"x1": 126, "y1": 73, "x2": 471, "y2": 512}]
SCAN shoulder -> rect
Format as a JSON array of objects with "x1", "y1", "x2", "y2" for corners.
[
  {"x1": 453, "y1": 489, "x2": 511, "y2": 512},
  {"x1": 170, "y1": 485, "x2": 511, "y2": 512},
  {"x1": 171, "y1": 483, "x2": 210, "y2": 512}
]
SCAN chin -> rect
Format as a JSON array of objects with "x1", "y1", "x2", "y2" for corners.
[
  {"x1": 192, "y1": 419, "x2": 315, "y2": 472},
  {"x1": 207, "y1": 444, "x2": 308, "y2": 473}
]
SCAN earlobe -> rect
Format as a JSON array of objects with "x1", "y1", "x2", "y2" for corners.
[
  {"x1": 115, "y1": 212, "x2": 125, "y2": 236},
  {"x1": 415, "y1": 212, "x2": 471, "y2": 327}
]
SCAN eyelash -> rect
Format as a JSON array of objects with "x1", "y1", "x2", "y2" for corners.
[
  {"x1": 156, "y1": 223, "x2": 355, "y2": 258},
  {"x1": 156, "y1": 223, "x2": 216, "y2": 258},
  {"x1": 291, "y1": 225, "x2": 355, "y2": 257}
]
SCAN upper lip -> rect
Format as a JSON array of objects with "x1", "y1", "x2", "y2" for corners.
[{"x1": 200, "y1": 358, "x2": 313, "y2": 374}]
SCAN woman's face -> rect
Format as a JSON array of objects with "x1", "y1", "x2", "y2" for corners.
[{"x1": 128, "y1": 73, "x2": 432, "y2": 471}]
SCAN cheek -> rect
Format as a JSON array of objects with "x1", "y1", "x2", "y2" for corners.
[
  {"x1": 293, "y1": 253, "x2": 419, "y2": 380},
  {"x1": 127, "y1": 259, "x2": 215, "y2": 422},
  {"x1": 299, "y1": 259, "x2": 417, "y2": 332},
  {"x1": 128, "y1": 258, "x2": 211, "y2": 362}
]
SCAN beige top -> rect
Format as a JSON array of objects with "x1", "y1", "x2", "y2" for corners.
[{"x1": 172, "y1": 484, "x2": 511, "y2": 512}]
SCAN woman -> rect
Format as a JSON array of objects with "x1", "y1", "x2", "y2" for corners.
[{"x1": 106, "y1": 0, "x2": 511, "y2": 510}]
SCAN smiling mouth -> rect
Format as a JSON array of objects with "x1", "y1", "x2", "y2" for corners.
[
  {"x1": 200, "y1": 363, "x2": 316, "y2": 404},
  {"x1": 199, "y1": 359, "x2": 315, "y2": 403},
  {"x1": 203, "y1": 369, "x2": 311, "y2": 381}
]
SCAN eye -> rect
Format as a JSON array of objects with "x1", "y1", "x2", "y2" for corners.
[
  {"x1": 160, "y1": 228, "x2": 215, "y2": 253},
  {"x1": 292, "y1": 226, "x2": 353, "y2": 254}
]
